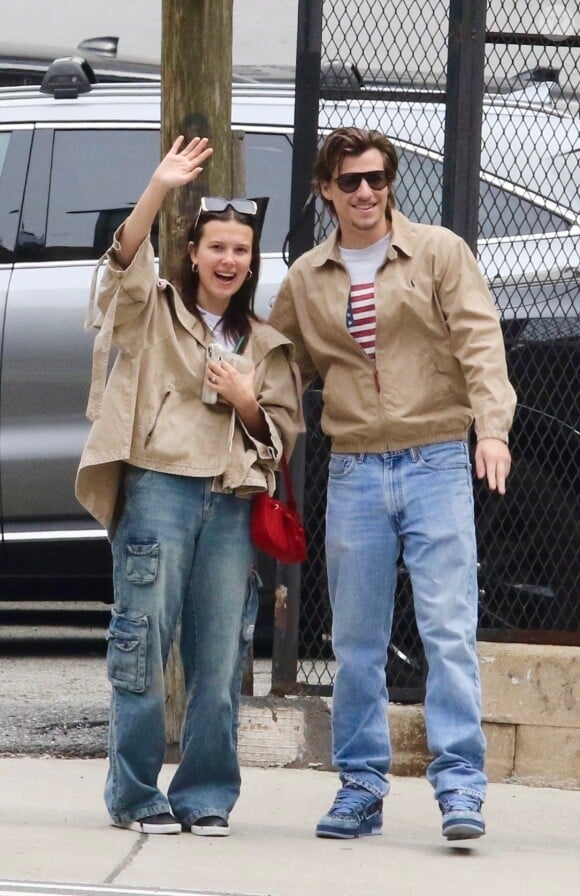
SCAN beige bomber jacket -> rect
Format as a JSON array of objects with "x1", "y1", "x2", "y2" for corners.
[
  {"x1": 269, "y1": 209, "x2": 516, "y2": 453},
  {"x1": 75, "y1": 231, "x2": 304, "y2": 534}
]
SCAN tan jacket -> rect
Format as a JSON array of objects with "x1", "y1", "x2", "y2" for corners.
[
  {"x1": 76, "y1": 233, "x2": 303, "y2": 533},
  {"x1": 269, "y1": 209, "x2": 516, "y2": 453}
]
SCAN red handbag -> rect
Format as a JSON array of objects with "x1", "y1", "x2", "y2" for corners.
[{"x1": 251, "y1": 455, "x2": 307, "y2": 564}]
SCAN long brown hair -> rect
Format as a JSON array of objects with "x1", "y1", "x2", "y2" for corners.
[{"x1": 174, "y1": 208, "x2": 261, "y2": 345}]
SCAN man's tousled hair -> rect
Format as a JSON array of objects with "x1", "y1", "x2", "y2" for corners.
[{"x1": 313, "y1": 127, "x2": 398, "y2": 216}]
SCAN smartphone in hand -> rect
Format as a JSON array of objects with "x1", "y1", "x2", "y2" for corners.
[{"x1": 201, "y1": 343, "x2": 222, "y2": 404}]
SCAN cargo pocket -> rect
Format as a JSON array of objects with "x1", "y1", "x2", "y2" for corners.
[
  {"x1": 126, "y1": 541, "x2": 159, "y2": 585},
  {"x1": 106, "y1": 610, "x2": 149, "y2": 693}
]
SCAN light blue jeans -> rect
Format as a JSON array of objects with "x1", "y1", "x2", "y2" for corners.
[
  {"x1": 105, "y1": 466, "x2": 258, "y2": 827},
  {"x1": 326, "y1": 442, "x2": 487, "y2": 802}
]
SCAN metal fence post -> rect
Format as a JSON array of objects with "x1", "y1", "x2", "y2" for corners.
[
  {"x1": 270, "y1": 0, "x2": 323, "y2": 695},
  {"x1": 270, "y1": 434, "x2": 307, "y2": 696},
  {"x1": 288, "y1": 0, "x2": 323, "y2": 264},
  {"x1": 442, "y1": 0, "x2": 487, "y2": 254}
]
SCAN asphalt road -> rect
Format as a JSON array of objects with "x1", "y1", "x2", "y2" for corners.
[
  {"x1": 0, "y1": 650, "x2": 110, "y2": 758},
  {"x1": 0, "y1": 603, "x2": 273, "y2": 758},
  {"x1": 0, "y1": 605, "x2": 110, "y2": 758}
]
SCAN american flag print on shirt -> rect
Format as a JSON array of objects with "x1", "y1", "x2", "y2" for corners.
[{"x1": 346, "y1": 281, "x2": 377, "y2": 362}]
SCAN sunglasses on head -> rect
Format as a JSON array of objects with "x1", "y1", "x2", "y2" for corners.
[
  {"x1": 194, "y1": 196, "x2": 258, "y2": 230},
  {"x1": 334, "y1": 170, "x2": 389, "y2": 193}
]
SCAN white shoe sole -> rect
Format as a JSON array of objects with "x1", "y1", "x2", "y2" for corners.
[
  {"x1": 443, "y1": 823, "x2": 485, "y2": 841},
  {"x1": 115, "y1": 820, "x2": 182, "y2": 835},
  {"x1": 190, "y1": 823, "x2": 230, "y2": 837}
]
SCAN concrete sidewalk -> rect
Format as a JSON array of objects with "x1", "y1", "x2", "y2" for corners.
[{"x1": 0, "y1": 757, "x2": 579, "y2": 896}]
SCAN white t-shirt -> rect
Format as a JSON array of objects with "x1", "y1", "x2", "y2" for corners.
[
  {"x1": 339, "y1": 234, "x2": 390, "y2": 362},
  {"x1": 198, "y1": 306, "x2": 236, "y2": 351}
]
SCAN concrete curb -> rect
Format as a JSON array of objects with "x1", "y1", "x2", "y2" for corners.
[
  {"x1": 230, "y1": 641, "x2": 580, "y2": 790},
  {"x1": 235, "y1": 698, "x2": 432, "y2": 777}
]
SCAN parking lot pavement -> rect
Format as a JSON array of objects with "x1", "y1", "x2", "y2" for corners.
[
  {"x1": 0, "y1": 757, "x2": 579, "y2": 896},
  {"x1": 0, "y1": 646, "x2": 275, "y2": 757}
]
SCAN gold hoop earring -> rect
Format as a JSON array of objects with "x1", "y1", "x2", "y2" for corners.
[{"x1": 246, "y1": 269, "x2": 253, "y2": 281}]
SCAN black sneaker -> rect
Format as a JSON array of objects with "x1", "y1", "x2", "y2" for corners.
[
  {"x1": 115, "y1": 812, "x2": 182, "y2": 834},
  {"x1": 190, "y1": 815, "x2": 230, "y2": 837}
]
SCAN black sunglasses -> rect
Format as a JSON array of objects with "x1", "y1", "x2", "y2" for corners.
[
  {"x1": 334, "y1": 170, "x2": 389, "y2": 193},
  {"x1": 194, "y1": 196, "x2": 257, "y2": 230}
]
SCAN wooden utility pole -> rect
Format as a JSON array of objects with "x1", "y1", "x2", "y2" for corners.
[
  {"x1": 160, "y1": 0, "x2": 239, "y2": 744},
  {"x1": 160, "y1": 0, "x2": 236, "y2": 281}
]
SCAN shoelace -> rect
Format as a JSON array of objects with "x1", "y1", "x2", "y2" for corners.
[
  {"x1": 329, "y1": 785, "x2": 376, "y2": 816},
  {"x1": 440, "y1": 793, "x2": 481, "y2": 814}
]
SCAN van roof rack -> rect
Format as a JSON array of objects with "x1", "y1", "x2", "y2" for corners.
[{"x1": 40, "y1": 56, "x2": 96, "y2": 98}]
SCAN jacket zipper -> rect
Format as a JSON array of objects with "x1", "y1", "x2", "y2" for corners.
[
  {"x1": 346, "y1": 328, "x2": 381, "y2": 393},
  {"x1": 342, "y1": 273, "x2": 381, "y2": 394}
]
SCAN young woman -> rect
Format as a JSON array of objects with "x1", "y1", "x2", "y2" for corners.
[{"x1": 76, "y1": 136, "x2": 302, "y2": 836}]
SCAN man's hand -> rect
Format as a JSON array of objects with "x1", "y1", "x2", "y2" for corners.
[{"x1": 475, "y1": 438, "x2": 512, "y2": 495}]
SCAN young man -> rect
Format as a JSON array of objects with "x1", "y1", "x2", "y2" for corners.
[{"x1": 269, "y1": 127, "x2": 516, "y2": 842}]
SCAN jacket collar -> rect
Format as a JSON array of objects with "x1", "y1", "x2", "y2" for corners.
[
  {"x1": 311, "y1": 208, "x2": 414, "y2": 268},
  {"x1": 164, "y1": 280, "x2": 296, "y2": 363},
  {"x1": 163, "y1": 279, "x2": 214, "y2": 346}
]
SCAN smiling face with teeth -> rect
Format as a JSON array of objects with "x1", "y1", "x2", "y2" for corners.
[
  {"x1": 188, "y1": 218, "x2": 255, "y2": 316},
  {"x1": 320, "y1": 147, "x2": 392, "y2": 250}
]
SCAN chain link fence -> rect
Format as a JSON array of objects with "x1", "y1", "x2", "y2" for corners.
[{"x1": 273, "y1": 1, "x2": 579, "y2": 699}]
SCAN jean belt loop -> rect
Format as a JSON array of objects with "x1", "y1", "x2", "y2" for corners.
[{"x1": 409, "y1": 447, "x2": 419, "y2": 463}]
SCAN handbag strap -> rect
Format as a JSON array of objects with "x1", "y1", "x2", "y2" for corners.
[{"x1": 279, "y1": 454, "x2": 297, "y2": 511}]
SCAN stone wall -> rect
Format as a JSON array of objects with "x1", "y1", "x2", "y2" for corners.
[
  {"x1": 478, "y1": 641, "x2": 579, "y2": 788},
  {"x1": 238, "y1": 642, "x2": 580, "y2": 789}
]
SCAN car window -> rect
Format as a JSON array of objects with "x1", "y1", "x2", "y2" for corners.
[
  {"x1": 43, "y1": 128, "x2": 160, "y2": 261},
  {"x1": 244, "y1": 132, "x2": 292, "y2": 253},
  {"x1": 0, "y1": 128, "x2": 32, "y2": 261},
  {"x1": 39, "y1": 128, "x2": 292, "y2": 260},
  {"x1": 396, "y1": 148, "x2": 570, "y2": 238},
  {"x1": 396, "y1": 148, "x2": 443, "y2": 223},
  {"x1": 0, "y1": 130, "x2": 9, "y2": 175},
  {"x1": 493, "y1": 276, "x2": 579, "y2": 322},
  {"x1": 478, "y1": 180, "x2": 569, "y2": 238}
]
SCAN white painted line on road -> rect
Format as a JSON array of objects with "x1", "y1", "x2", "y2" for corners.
[{"x1": 0, "y1": 880, "x2": 256, "y2": 896}]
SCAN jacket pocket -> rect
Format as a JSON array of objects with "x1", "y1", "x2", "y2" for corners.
[
  {"x1": 126, "y1": 541, "x2": 159, "y2": 584},
  {"x1": 144, "y1": 389, "x2": 172, "y2": 448},
  {"x1": 106, "y1": 610, "x2": 149, "y2": 693}
]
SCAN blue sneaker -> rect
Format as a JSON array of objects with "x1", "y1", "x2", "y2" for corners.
[
  {"x1": 316, "y1": 783, "x2": 383, "y2": 839},
  {"x1": 439, "y1": 792, "x2": 485, "y2": 841}
]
